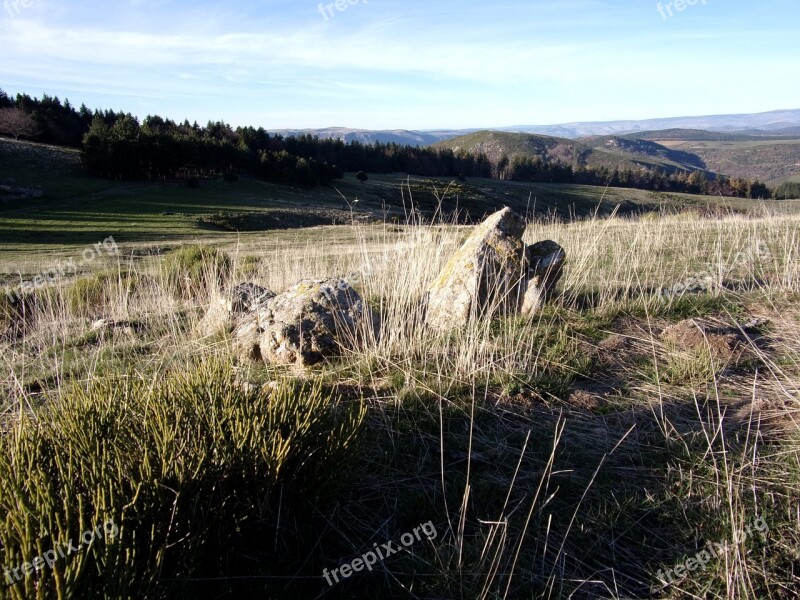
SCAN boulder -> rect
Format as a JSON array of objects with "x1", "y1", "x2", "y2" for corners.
[
  {"x1": 521, "y1": 240, "x2": 566, "y2": 314},
  {"x1": 256, "y1": 278, "x2": 374, "y2": 366},
  {"x1": 425, "y1": 208, "x2": 527, "y2": 331}
]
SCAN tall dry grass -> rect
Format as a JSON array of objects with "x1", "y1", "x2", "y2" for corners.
[{"x1": 1, "y1": 207, "x2": 799, "y2": 598}]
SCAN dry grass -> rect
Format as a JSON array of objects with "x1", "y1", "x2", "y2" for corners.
[{"x1": 1, "y1": 207, "x2": 799, "y2": 598}]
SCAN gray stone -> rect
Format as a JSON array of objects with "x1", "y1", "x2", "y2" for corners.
[
  {"x1": 90, "y1": 318, "x2": 141, "y2": 337},
  {"x1": 256, "y1": 278, "x2": 375, "y2": 366},
  {"x1": 425, "y1": 207, "x2": 527, "y2": 331},
  {"x1": 521, "y1": 240, "x2": 566, "y2": 314}
]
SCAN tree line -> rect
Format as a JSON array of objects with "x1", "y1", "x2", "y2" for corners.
[
  {"x1": 0, "y1": 88, "x2": 777, "y2": 198},
  {"x1": 503, "y1": 155, "x2": 771, "y2": 199}
]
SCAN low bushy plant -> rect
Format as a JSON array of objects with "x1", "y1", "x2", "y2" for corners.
[
  {"x1": 162, "y1": 245, "x2": 231, "y2": 299},
  {"x1": 0, "y1": 361, "x2": 365, "y2": 598}
]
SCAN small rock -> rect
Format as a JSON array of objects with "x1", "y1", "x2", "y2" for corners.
[
  {"x1": 90, "y1": 319, "x2": 141, "y2": 337},
  {"x1": 521, "y1": 240, "x2": 566, "y2": 315},
  {"x1": 741, "y1": 317, "x2": 771, "y2": 333}
]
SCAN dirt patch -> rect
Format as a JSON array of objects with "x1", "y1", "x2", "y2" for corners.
[
  {"x1": 196, "y1": 209, "x2": 372, "y2": 232},
  {"x1": 661, "y1": 318, "x2": 742, "y2": 361}
]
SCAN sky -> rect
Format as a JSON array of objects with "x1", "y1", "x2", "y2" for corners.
[{"x1": 1, "y1": 0, "x2": 798, "y2": 130}]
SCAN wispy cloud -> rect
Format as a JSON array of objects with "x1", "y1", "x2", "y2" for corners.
[{"x1": 0, "y1": 0, "x2": 798, "y2": 129}]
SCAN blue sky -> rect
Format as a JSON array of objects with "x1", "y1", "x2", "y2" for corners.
[{"x1": 1, "y1": 0, "x2": 798, "y2": 130}]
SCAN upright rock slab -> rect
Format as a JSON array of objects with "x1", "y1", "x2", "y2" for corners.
[
  {"x1": 521, "y1": 240, "x2": 566, "y2": 315},
  {"x1": 425, "y1": 208, "x2": 527, "y2": 331}
]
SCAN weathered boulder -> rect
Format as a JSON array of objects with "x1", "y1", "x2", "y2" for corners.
[
  {"x1": 425, "y1": 208, "x2": 527, "y2": 331},
  {"x1": 521, "y1": 240, "x2": 566, "y2": 314},
  {"x1": 256, "y1": 278, "x2": 374, "y2": 366}
]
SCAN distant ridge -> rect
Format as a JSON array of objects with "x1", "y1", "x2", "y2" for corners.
[
  {"x1": 269, "y1": 109, "x2": 800, "y2": 147},
  {"x1": 503, "y1": 109, "x2": 800, "y2": 139},
  {"x1": 267, "y1": 127, "x2": 460, "y2": 147}
]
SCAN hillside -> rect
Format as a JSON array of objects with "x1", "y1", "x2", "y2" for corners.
[
  {"x1": 432, "y1": 130, "x2": 706, "y2": 175},
  {"x1": 431, "y1": 130, "x2": 579, "y2": 164},
  {"x1": 2, "y1": 154, "x2": 800, "y2": 599},
  {"x1": 2, "y1": 142, "x2": 800, "y2": 600},
  {"x1": 432, "y1": 130, "x2": 800, "y2": 187},
  {"x1": 622, "y1": 128, "x2": 800, "y2": 142},
  {"x1": 581, "y1": 136, "x2": 706, "y2": 170},
  {"x1": 656, "y1": 139, "x2": 800, "y2": 186}
]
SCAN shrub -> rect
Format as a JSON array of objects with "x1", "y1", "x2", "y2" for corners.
[
  {"x1": 0, "y1": 361, "x2": 365, "y2": 598},
  {"x1": 774, "y1": 181, "x2": 800, "y2": 199},
  {"x1": 63, "y1": 270, "x2": 144, "y2": 315},
  {"x1": 162, "y1": 245, "x2": 232, "y2": 299}
]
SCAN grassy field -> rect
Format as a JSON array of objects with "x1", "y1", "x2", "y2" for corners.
[
  {"x1": 1, "y1": 142, "x2": 800, "y2": 599},
  {"x1": 2, "y1": 138, "x2": 796, "y2": 262}
]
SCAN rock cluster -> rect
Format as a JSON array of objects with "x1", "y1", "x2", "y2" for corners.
[
  {"x1": 424, "y1": 208, "x2": 566, "y2": 331},
  {"x1": 200, "y1": 208, "x2": 565, "y2": 366}
]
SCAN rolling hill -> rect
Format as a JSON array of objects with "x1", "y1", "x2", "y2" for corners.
[
  {"x1": 432, "y1": 129, "x2": 800, "y2": 186},
  {"x1": 432, "y1": 130, "x2": 707, "y2": 175}
]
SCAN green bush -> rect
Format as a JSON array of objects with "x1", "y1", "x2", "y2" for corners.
[
  {"x1": 62, "y1": 270, "x2": 144, "y2": 315},
  {"x1": 162, "y1": 245, "x2": 232, "y2": 299},
  {"x1": 0, "y1": 288, "x2": 41, "y2": 337},
  {"x1": 0, "y1": 361, "x2": 365, "y2": 598},
  {"x1": 774, "y1": 181, "x2": 800, "y2": 200}
]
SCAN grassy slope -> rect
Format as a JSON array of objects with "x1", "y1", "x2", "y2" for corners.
[
  {"x1": 2, "y1": 209, "x2": 800, "y2": 598},
  {"x1": 1, "y1": 138, "x2": 800, "y2": 598},
  {"x1": 5, "y1": 138, "x2": 792, "y2": 262}
]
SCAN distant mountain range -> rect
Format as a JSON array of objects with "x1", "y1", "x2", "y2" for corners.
[
  {"x1": 270, "y1": 109, "x2": 800, "y2": 147},
  {"x1": 500, "y1": 109, "x2": 800, "y2": 138},
  {"x1": 268, "y1": 127, "x2": 453, "y2": 147}
]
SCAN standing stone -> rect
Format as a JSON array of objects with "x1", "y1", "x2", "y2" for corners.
[
  {"x1": 425, "y1": 208, "x2": 527, "y2": 331},
  {"x1": 521, "y1": 240, "x2": 566, "y2": 315}
]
